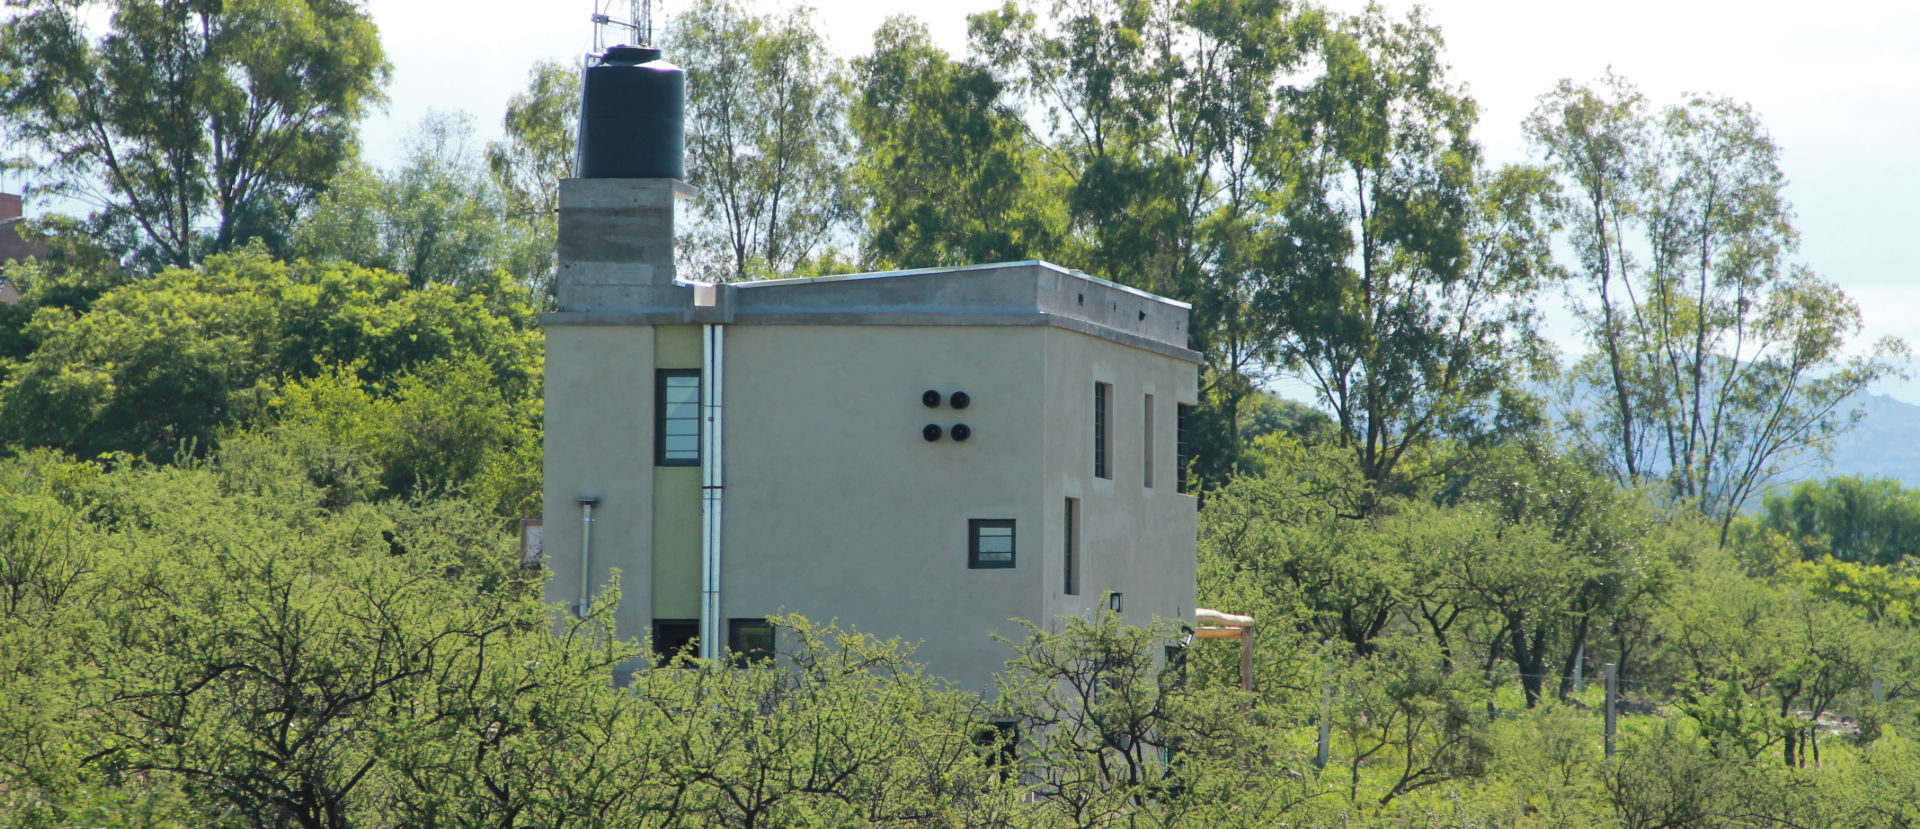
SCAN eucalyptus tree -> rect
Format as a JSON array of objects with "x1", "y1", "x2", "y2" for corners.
[
  {"x1": 485, "y1": 59, "x2": 582, "y2": 300},
  {"x1": 851, "y1": 16, "x2": 1066, "y2": 269},
  {"x1": 0, "y1": 0, "x2": 389, "y2": 268},
  {"x1": 666, "y1": 0, "x2": 854, "y2": 281},
  {"x1": 1529, "y1": 76, "x2": 1906, "y2": 535},
  {"x1": 968, "y1": 0, "x2": 1319, "y2": 483},
  {"x1": 1277, "y1": 6, "x2": 1558, "y2": 507},
  {"x1": 296, "y1": 111, "x2": 529, "y2": 292}
]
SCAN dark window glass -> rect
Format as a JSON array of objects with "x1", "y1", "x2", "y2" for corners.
[
  {"x1": 1165, "y1": 644, "x2": 1190, "y2": 688},
  {"x1": 1064, "y1": 499, "x2": 1079, "y2": 595},
  {"x1": 727, "y1": 618, "x2": 774, "y2": 664},
  {"x1": 1143, "y1": 394, "x2": 1155, "y2": 487},
  {"x1": 1176, "y1": 403, "x2": 1194, "y2": 493},
  {"x1": 656, "y1": 370, "x2": 701, "y2": 466},
  {"x1": 969, "y1": 519, "x2": 1016, "y2": 569},
  {"x1": 653, "y1": 619, "x2": 698, "y2": 663},
  {"x1": 974, "y1": 720, "x2": 1020, "y2": 781},
  {"x1": 1094, "y1": 382, "x2": 1111, "y2": 479}
]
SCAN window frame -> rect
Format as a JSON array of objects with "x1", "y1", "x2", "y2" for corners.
[
  {"x1": 1094, "y1": 382, "x2": 1112, "y2": 479},
  {"x1": 969, "y1": 519, "x2": 1017, "y2": 569},
  {"x1": 652, "y1": 618, "x2": 699, "y2": 663},
  {"x1": 655, "y1": 369, "x2": 702, "y2": 467},
  {"x1": 1176, "y1": 403, "x2": 1195, "y2": 494},
  {"x1": 1064, "y1": 498, "x2": 1080, "y2": 595},
  {"x1": 727, "y1": 618, "x2": 775, "y2": 664},
  {"x1": 1143, "y1": 393, "x2": 1155, "y2": 488}
]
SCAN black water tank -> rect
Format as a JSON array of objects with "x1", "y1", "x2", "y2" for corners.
[{"x1": 579, "y1": 45, "x2": 684, "y2": 179}]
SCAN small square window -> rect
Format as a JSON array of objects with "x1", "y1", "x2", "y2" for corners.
[
  {"x1": 727, "y1": 618, "x2": 774, "y2": 665},
  {"x1": 653, "y1": 619, "x2": 698, "y2": 663},
  {"x1": 969, "y1": 519, "x2": 1016, "y2": 569}
]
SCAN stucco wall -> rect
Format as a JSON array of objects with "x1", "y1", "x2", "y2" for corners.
[
  {"x1": 541, "y1": 324, "x2": 657, "y2": 659},
  {"x1": 717, "y1": 324, "x2": 1052, "y2": 691},
  {"x1": 1037, "y1": 327, "x2": 1199, "y2": 638}
]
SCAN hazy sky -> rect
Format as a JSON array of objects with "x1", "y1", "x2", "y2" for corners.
[{"x1": 310, "y1": 0, "x2": 1920, "y2": 399}]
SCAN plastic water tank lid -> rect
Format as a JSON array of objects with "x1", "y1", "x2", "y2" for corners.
[{"x1": 601, "y1": 44, "x2": 663, "y2": 64}]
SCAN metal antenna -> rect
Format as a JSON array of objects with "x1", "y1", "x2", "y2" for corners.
[{"x1": 590, "y1": 0, "x2": 653, "y2": 51}]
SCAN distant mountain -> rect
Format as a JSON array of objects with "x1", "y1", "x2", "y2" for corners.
[{"x1": 1790, "y1": 392, "x2": 1920, "y2": 487}]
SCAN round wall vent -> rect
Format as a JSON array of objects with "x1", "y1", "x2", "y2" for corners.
[
  {"x1": 951, "y1": 423, "x2": 972, "y2": 441},
  {"x1": 922, "y1": 390, "x2": 942, "y2": 408},
  {"x1": 922, "y1": 424, "x2": 943, "y2": 441},
  {"x1": 950, "y1": 391, "x2": 971, "y2": 409}
]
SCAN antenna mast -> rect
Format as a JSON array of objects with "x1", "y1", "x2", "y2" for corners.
[{"x1": 591, "y1": 0, "x2": 655, "y2": 52}]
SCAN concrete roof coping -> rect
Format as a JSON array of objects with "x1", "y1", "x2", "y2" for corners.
[{"x1": 736, "y1": 259, "x2": 1193, "y2": 311}]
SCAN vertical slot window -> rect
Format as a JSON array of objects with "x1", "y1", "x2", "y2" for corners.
[
  {"x1": 1143, "y1": 394, "x2": 1155, "y2": 488},
  {"x1": 1094, "y1": 382, "x2": 1111, "y2": 479},
  {"x1": 1176, "y1": 403, "x2": 1194, "y2": 494},
  {"x1": 970, "y1": 519, "x2": 1016, "y2": 569},
  {"x1": 656, "y1": 369, "x2": 701, "y2": 466},
  {"x1": 1064, "y1": 498, "x2": 1080, "y2": 595}
]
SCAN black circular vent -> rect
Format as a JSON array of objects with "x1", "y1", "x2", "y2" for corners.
[
  {"x1": 950, "y1": 391, "x2": 971, "y2": 409},
  {"x1": 922, "y1": 389, "x2": 942, "y2": 407},
  {"x1": 922, "y1": 424, "x2": 943, "y2": 441},
  {"x1": 951, "y1": 423, "x2": 972, "y2": 441}
]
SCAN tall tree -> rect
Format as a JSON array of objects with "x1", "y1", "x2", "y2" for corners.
[
  {"x1": 1530, "y1": 77, "x2": 1906, "y2": 534},
  {"x1": 851, "y1": 16, "x2": 1065, "y2": 269},
  {"x1": 296, "y1": 111, "x2": 541, "y2": 292},
  {"x1": 971, "y1": 0, "x2": 1319, "y2": 484},
  {"x1": 666, "y1": 0, "x2": 853, "y2": 281},
  {"x1": 0, "y1": 0, "x2": 389, "y2": 268},
  {"x1": 485, "y1": 59, "x2": 580, "y2": 300},
  {"x1": 1524, "y1": 72, "x2": 1651, "y2": 482},
  {"x1": 1278, "y1": 5, "x2": 1553, "y2": 505}
]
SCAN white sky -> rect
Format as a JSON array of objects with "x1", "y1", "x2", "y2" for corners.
[{"x1": 282, "y1": 0, "x2": 1920, "y2": 400}]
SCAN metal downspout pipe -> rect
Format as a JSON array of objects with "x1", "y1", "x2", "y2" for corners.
[
  {"x1": 698, "y1": 324, "x2": 725, "y2": 659},
  {"x1": 576, "y1": 496, "x2": 599, "y2": 618}
]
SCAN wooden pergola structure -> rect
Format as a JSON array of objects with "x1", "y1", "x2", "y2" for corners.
[{"x1": 1193, "y1": 608, "x2": 1256, "y2": 692}]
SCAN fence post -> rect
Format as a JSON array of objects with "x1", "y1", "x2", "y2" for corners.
[
  {"x1": 1315, "y1": 645, "x2": 1333, "y2": 770},
  {"x1": 1604, "y1": 662, "x2": 1618, "y2": 761}
]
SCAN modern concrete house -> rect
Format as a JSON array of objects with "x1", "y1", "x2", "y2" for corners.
[{"x1": 539, "y1": 46, "x2": 1200, "y2": 692}]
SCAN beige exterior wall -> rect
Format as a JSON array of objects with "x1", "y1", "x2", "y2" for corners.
[
  {"x1": 651, "y1": 326, "x2": 702, "y2": 621},
  {"x1": 718, "y1": 325, "x2": 1052, "y2": 691},
  {"x1": 1036, "y1": 327, "x2": 1199, "y2": 636},
  {"x1": 543, "y1": 296, "x2": 1198, "y2": 693},
  {"x1": 542, "y1": 325, "x2": 657, "y2": 652}
]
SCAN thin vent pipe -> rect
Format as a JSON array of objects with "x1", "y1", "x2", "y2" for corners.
[{"x1": 698, "y1": 324, "x2": 725, "y2": 659}]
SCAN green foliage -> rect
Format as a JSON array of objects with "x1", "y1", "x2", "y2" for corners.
[
  {"x1": 1530, "y1": 75, "x2": 1907, "y2": 534},
  {"x1": 0, "y1": 0, "x2": 389, "y2": 267},
  {"x1": 667, "y1": 0, "x2": 854, "y2": 282},
  {"x1": 1753, "y1": 475, "x2": 1920, "y2": 567},
  {"x1": 851, "y1": 16, "x2": 1066, "y2": 269},
  {"x1": 0, "y1": 249, "x2": 540, "y2": 512},
  {"x1": 295, "y1": 111, "x2": 550, "y2": 294}
]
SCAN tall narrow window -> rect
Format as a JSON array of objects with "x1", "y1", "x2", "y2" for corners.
[
  {"x1": 1176, "y1": 403, "x2": 1194, "y2": 494},
  {"x1": 1143, "y1": 394, "x2": 1155, "y2": 488},
  {"x1": 1064, "y1": 498, "x2": 1080, "y2": 595},
  {"x1": 656, "y1": 370, "x2": 700, "y2": 466},
  {"x1": 1094, "y1": 382, "x2": 1111, "y2": 479},
  {"x1": 970, "y1": 519, "x2": 1016, "y2": 569}
]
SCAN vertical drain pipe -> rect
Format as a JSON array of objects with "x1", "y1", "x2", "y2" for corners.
[
  {"x1": 698, "y1": 324, "x2": 726, "y2": 658},
  {"x1": 576, "y1": 495, "x2": 599, "y2": 617}
]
